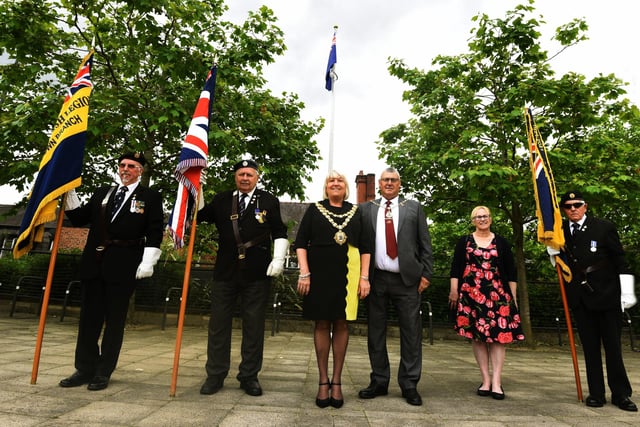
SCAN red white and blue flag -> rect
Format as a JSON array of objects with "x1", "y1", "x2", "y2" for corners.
[
  {"x1": 14, "y1": 50, "x2": 94, "y2": 258},
  {"x1": 325, "y1": 28, "x2": 337, "y2": 91},
  {"x1": 167, "y1": 65, "x2": 217, "y2": 248}
]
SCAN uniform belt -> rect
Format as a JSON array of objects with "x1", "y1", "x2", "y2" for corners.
[{"x1": 104, "y1": 238, "x2": 146, "y2": 247}]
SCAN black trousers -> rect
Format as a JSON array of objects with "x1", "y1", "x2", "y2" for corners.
[
  {"x1": 572, "y1": 305, "x2": 632, "y2": 399},
  {"x1": 74, "y1": 276, "x2": 136, "y2": 377},
  {"x1": 366, "y1": 269, "x2": 422, "y2": 390},
  {"x1": 205, "y1": 273, "x2": 271, "y2": 382}
]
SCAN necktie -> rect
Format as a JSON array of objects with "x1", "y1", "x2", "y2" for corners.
[
  {"x1": 238, "y1": 193, "x2": 247, "y2": 216},
  {"x1": 385, "y1": 200, "x2": 398, "y2": 259},
  {"x1": 571, "y1": 222, "x2": 580, "y2": 236},
  {"x1": 111, "y1": 186, "x2": 128, "y2": 217}
]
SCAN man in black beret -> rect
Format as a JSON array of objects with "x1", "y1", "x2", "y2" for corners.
[
  {"x1": 58, "y1": 151, "x2": 164, "y2": 391},
  {"x1": 197, "y1": 159, "x2": 289, "y2": 396},
  {"x1": 554, "y1": 190, "x2": 637, "y2": 411}
]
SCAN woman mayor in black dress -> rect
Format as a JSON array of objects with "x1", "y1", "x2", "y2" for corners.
[{"x1": 295, "y1": 171, "x2": 371, "y2": 408}]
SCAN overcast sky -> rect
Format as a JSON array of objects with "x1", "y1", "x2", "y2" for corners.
[{"x1": 2, "y1": 0, "x2": 638, "y2": 204}]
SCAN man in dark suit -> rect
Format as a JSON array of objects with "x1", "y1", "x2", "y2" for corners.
[
  {"x1": 198, "y1": 159, "x2": 288, "y2": 396},
  {"x1": 59, "y1": 151, "x2": 164, "y2": 391},
  {"x1": 358, "y1": 167, "x2": 433, "y2": 406},
  {"x1": 558, "y1": 190, "x2": 636, "y2": 411}
]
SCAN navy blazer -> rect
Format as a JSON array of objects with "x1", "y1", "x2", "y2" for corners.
[
  {"x1": 562, "y1": 215, "x2": 629, "y2": 311},
  {"x1": 66, "y1": 184, "x2": 164, "y2": 282},
  {"x1": 359, "y1": 197, "x2": 433, "y2": 287},
  {"x1": 199, "y1": 189, "x2": 288, "y2": 282}
]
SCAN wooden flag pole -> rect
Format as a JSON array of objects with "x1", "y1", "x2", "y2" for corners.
[
  {"x1": 31, "y1": 194, "x2": 67, "y2": 384},
  {"x1": 169, "y1": 188, "x2": 201, "y2": 397},
  {"x1": 554, "y1": 259, "x2": 583, "y2": 401}
]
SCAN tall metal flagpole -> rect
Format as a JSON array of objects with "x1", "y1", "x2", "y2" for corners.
[
  {"x1": 328, "y1": 78, "x2": 336, "y2": 173},
  {"x1": 327, "y1": 26, "x2": 338, "y2": 173}
]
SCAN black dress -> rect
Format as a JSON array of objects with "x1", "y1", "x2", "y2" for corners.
[
  {"x1": 452, "y1": 235, "x2": 525, "y2": 343},
  {"x1": 294, "y1": 200, "x2": 369, "y2": 320}
]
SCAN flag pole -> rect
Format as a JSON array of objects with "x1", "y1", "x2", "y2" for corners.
[
  {"x1": 554, "y1": 258, "x2": 583, "y2": 401},
  {"x1": 169, "y1": 188, "x2": 201, "y2": 397},
  {"x1": 328, "y1": 72, "x2": 336, "y2": 173},
  {"x1": 326, "y1": 25, "x2": 338, "y2": 173},
  {"x1": 30, "y1": 194, "x2": 67, "y2": 384}
]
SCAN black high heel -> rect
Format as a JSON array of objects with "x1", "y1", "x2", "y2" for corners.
[
  {"x1": 316, "y1": 381, "x2": 331, "y2": 408},
  {"x1": 329, "y1": 381, "x2": 344, "y2": 408}
]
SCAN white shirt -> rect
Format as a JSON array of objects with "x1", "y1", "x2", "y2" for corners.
[
  {"x1": 112, "y1": 181, "x2": 139, "y2": 220},
  {"x1": 375, "y1": 196, "x2": 400, "y2": 272}
]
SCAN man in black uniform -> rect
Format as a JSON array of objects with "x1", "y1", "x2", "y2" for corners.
[
  {"x1": 59, "y1": 151, "x2": 164, "y2": 391},
  {"x1": 198, "y1": 159, "x2": 288, "y2": 396},
  {"x1": 555, "y1": 190, "x2": 637, "y2": 411}
]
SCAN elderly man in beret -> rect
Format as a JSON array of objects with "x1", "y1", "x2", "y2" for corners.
[
  {"x1": 197, "y1": 159, "x2": 288, "y2": 396},
  {"x1": 59, "y1": 151, "x2": 164, "y2": 391},
  {"x1": 549, "y1": 190, "x2": 637, "y2": 411}
]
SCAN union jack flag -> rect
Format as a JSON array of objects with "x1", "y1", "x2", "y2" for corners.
[{"x1": 167, "y1": 65, "x2": 217, "y2": 248}]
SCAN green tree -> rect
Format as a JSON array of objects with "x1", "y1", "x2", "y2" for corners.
[
  {"x1": 379, "y1": 0, "x2": 640, "y2": 343},
  {"x1": 0, "y1": 0, "x2": 322, "y2": 204}
]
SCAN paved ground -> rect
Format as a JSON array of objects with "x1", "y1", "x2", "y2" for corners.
[{"x1": 0, "y1": 312, "x2": 639, "y2": 426}]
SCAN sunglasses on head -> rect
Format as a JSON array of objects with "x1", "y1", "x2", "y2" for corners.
[{"x1": 562, "y1": 202, "x2": 585, "y2": 209}]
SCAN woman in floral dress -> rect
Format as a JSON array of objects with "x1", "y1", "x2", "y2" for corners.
[{"x1": 449, "y1": 206, "x2": 525, "y2": 400}]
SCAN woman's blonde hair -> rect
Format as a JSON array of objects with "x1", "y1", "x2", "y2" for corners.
[
  {"x1": 323, "y1": 170, "x2": 349, "y2": 200},
  {"x1": 470, "y1": 205, "x2": 491, "y2": 220}
]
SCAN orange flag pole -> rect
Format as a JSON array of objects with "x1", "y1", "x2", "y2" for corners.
[
  {"x1": 169, "y1": 189, "x2": 201, "y2": 397},
  {"x1": 554, "y1": 258, "x2": 583, "y2": 401},
  {"x1": 31, "y1": 194, "x2": 66, "y2": 384}
]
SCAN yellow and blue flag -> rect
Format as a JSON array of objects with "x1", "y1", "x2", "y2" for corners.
[
  {"x1": 525, "y1": 108, "x2": 571, "y2": 281},
  {"x1": 13, "y1": 50, "x2": 94, "y2": 258}
]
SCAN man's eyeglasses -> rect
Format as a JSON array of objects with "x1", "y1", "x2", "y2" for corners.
[
  {"x1": 380, "y1": 178, "x2": 399, "y2": 183},
  {"x1": 119, "y1": 163, "x2": 140, "y2": 169},
  {"x1": 562, "y1": 202, "x2": 585, "y2": 210},
  {"x1": 473, "y1": 215, "x2": 490, "y2": 220}
]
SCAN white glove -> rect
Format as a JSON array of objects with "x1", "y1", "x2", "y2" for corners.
[
  {"x1": 266, "y1": 238, "x2": 289, "y2": 277},
  {"x1": 547, "y1": 246, "x2": 560, "y2": 267},
  {"x1": 620, "y1": 274, "x2": 637, "y2": 311},
  {"x1": 136, "y1": 247, "x2": 162, "y2": 279},
  {"x1": 64, "y1": 189, "x2": 81, "y2": 211}
]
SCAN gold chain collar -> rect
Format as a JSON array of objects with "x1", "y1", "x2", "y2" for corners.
[{"x1": 314, "y1": 202, "x2": 358, "y2": 245}]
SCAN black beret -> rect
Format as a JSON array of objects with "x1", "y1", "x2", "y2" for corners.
[
  {"x1": 560, "y1": 190, "x2": 584, "y2": 205},
  {"x1": 118, "y1": 151, "x2": 146, "y2": 167},
  {"x1": 233, "y1": 159, "x2": 259, "y2": 172}
]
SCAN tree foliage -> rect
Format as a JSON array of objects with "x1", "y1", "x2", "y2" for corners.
[
  {"x1": 380, "y1": 0, "x2": 640, "y2": 342},
  {"x1": 0, "y1": 0, "x2": 322, "y2": 205}
]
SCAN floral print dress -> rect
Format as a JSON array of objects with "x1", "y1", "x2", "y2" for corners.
[{"x1": 454, "y1": 236, "x2": 525, "y2": 344}]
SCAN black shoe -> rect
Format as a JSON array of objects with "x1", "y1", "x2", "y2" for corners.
[
  {"x1": 477, "y1": 384, "x2": 491, "y2": 397},
  {"x1": 329, "y1": 382, "x2": 343, "y2": 408},
  {"x1": 240, "y1": 379, "x2": 262, "y2": 396},
  {"x1": 401, "y1": 388, "x2": 423, "y2": 406},
  {"x1": 358, "y1": 381, "x2": 388, "y2": 399},
  {"x1": 200, "y1": 377, "x2": 224, "y2": 395},
  {"x1": 59, "y1": 371, "x2": 93, "y2": 388},
  {"x1": 316, "y1": 381, "x2": 331, "y2": 408},
  {"x1": 585, "y1": 395, "x2": 605, "y2": 407},
  {"x1": 612, "y1": 395, "x2": 638, "y2": 412},
  {"x1": 491, "y1": 386, "x2": 505, "y2": 400},
  {"x1": 87, "y1": 375, "x2": 110, "y2": 391}
]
